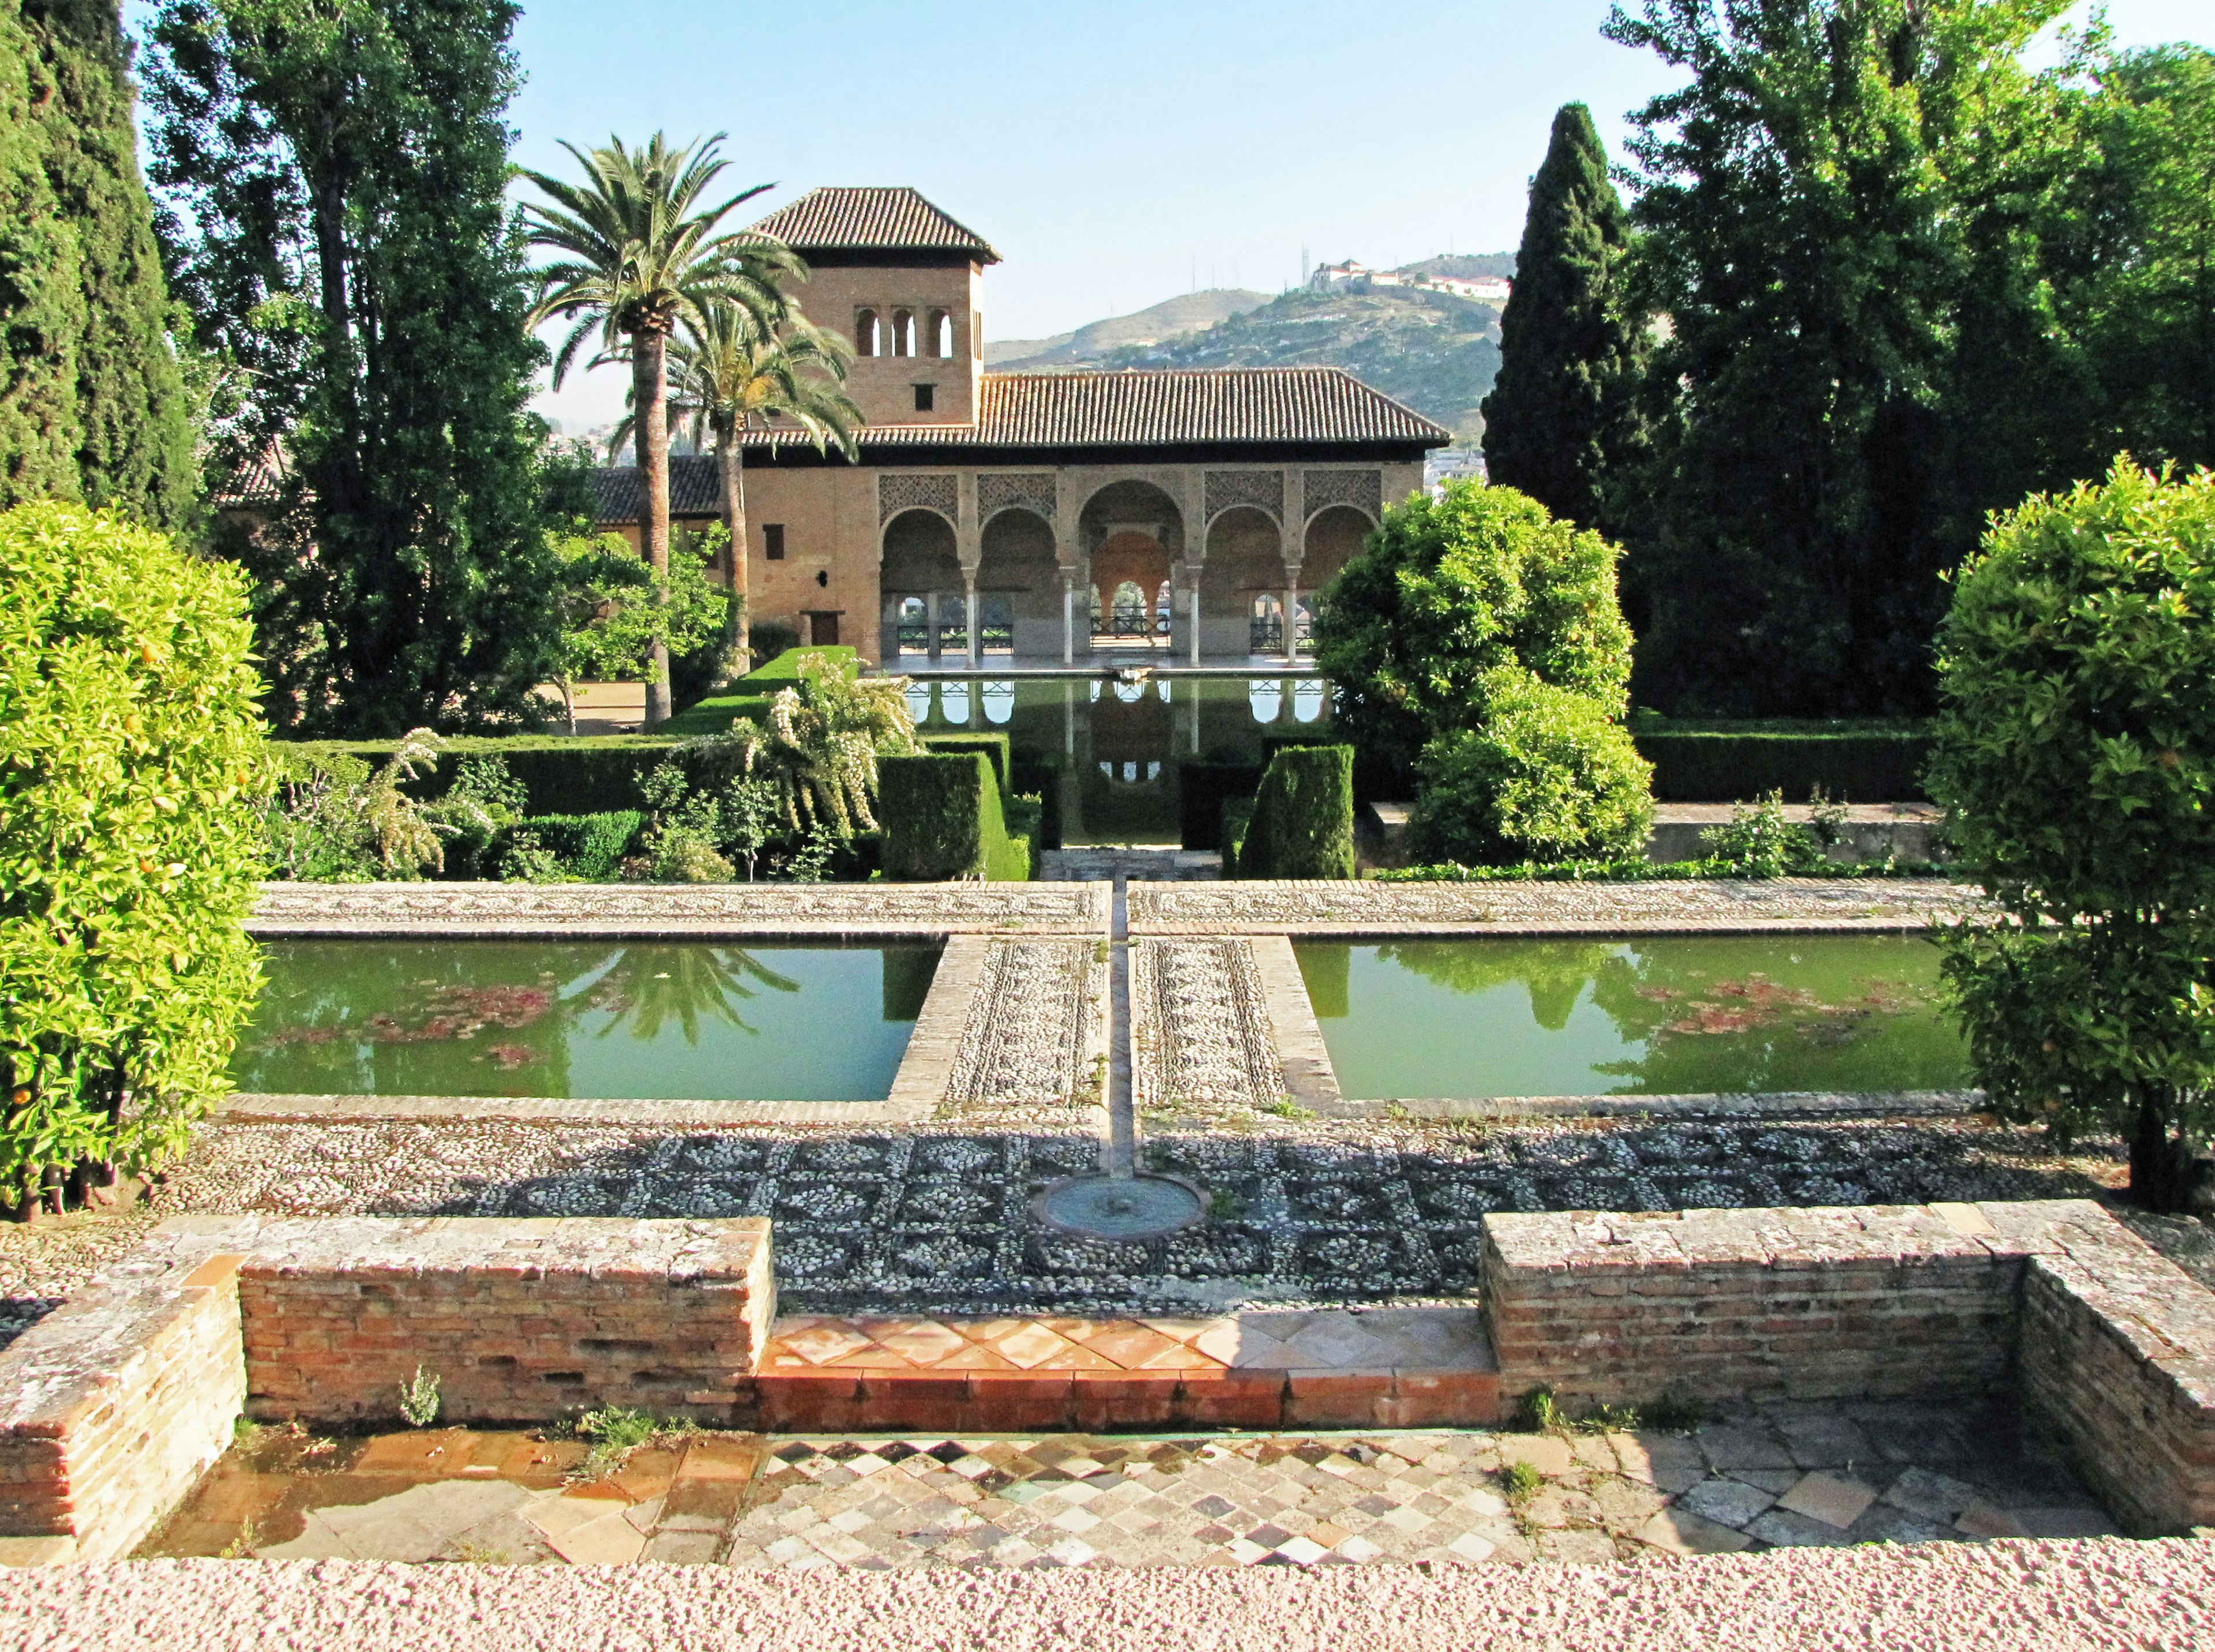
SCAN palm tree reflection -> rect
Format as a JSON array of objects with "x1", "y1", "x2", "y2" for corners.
[{"x1": 572, "y1": 946, "x2": 802, "y2": 1043}]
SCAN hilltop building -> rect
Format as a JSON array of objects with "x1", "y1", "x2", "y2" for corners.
[
  {"x1": 1308, "y1": 260, "x2": 1511, "y2": 304},
  {"x1": 591, "y1": 189, "x2": 1449, "y2": 667}
]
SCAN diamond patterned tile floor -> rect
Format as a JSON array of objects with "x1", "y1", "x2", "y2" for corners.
[{"x1": 141, "y1": 1399, "x2": 2123, "y2": 1571}]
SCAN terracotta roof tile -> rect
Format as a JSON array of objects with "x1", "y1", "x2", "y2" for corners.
[
  {"x1": 590, "y1": 369, "x2": 1446, "y2": 527},
  {"x1": 747, "y1": 187, "x2": 999, "y2": 263}
]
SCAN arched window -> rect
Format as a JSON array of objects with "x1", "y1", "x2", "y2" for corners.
[
  {"x1": 928, "y1": 309, "x2": 952, "y2": 358},
  {"x1": 854, "y1": 309, "x2": 880, "y2": 357},
  {"x1": 891, "y1": 309, "x2": 915, "y2": 357}
]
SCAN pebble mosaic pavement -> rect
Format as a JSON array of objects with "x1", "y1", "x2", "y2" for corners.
[
  {"x1": 0, "y1": 1114, "x2": 2127, "y2": 1344},
  {"x1": 140, "y1": 1400, "x2": 2120, "y2": 1568}
]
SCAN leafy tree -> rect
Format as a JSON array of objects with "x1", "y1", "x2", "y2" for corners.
[
  {"x1": 1927, "y1": 462, "x2": 2215, "y2": 1211},
  {"x1": 1408, "y1": 669, "x2": 1653, "y2": 866},
  {"x1": 144, "y1": 0, "x2": 556, "y2": 734},
  {"x1": 1, "y1": 0, "x2": 198, "y2": 525},
  {"x1": 1313, "y1": 479, "x2": 1636, "y2": 787},
  {"x1": 1480, "y1": 102, "x2": 1647, "y2": 536},
  {"x1": 659, "y1": 304, "x2": 859, "y2": 674},
  {"x1": 547, "y1": 528, "x2": 727, "y2": 731},
  {"x1": 0, "y1": 502, "x2": 268, "y2": 1217},
  {"x1": 1605, "y1": 0, "x2": 2068, "y2": 716},
  {"x1": 520, "y1": 134, "x2": 797, "y2": 727}
]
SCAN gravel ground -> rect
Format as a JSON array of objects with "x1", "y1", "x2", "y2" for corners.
[
  {"x1": 4, "y1": 1113, "x2": 2203, "y2": 1342},
  {"x1": 2, "y1": 1541, "x2": 2210, "y2": 1651}
]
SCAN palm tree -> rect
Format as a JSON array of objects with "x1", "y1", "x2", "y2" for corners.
[
  {"x1": 617, "y1": 305, "x2": 864, "y2": 675},
  {"x1": 520, "y1": 133, "x2": 798, "y2": 727}
]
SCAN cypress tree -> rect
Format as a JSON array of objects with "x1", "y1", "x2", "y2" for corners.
[
  {"x1": 147, "y1": 0, "x2": 558, "y2": 734},
  {"x1": 0, "y1": 1, "x2": 197, "y2": 525},
  {"x1": 1479, "y1": 103, "x2": 1646, "y2": 535}
]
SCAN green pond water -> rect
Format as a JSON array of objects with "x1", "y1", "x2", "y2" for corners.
[
  {"x1": 906, "y1": 674, "x2": 1331, "y2": 843},
  {"x1": 1296, "y1": 935, "x2": 1970, "y2": 1100},
  {"x1": 231, "y1": 941, "x2": 940, "y2": 1101}
]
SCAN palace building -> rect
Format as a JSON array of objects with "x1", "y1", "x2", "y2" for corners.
[{"x1": 590, "y1": 187, "x2": 1450, "y2": 668}]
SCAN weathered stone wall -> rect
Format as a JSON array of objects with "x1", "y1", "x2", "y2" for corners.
[
  {"x1": 0, "y1": 1222, "x2": 252, "y2": 1562},
  {"x1": 237, "y1": 1217, "x2": 775, "y2": 1426},
  {"x1": 1480, "y1": 1203, "x2": 2025, "y2": 1406},
  {"x1": 2015, "y1": 1211, "x2": 2215, "y2": 1533},
  {"x1": 1481, "y1": 1198, "x2": 2215, "y2": 1532}
]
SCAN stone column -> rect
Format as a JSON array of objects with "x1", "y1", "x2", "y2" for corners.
[
  {"x1": 926, "y1": 591, "x2": 941, "y2": 661},
  {"x1": 1187, "y1": 566, "x2": 1203, "y2": 668},
  {"x1": 1061, "y1": 571, "x2": 1076, "y2": 666},
  {"x1": 1183, "y1": 469, "x2": 1208, "y2": 667},
  {"x1": 1284, "y1": 572, "x2": 1302, "y2": 663},
  {"x1": 1282, "y1": 467, "x2": 1307, "y2": 664},
  {"x1": 957, "y1": 472, "x2": 982, "y2": 669}
]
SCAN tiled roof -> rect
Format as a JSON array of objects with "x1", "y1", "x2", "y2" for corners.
[
  {"x1": 741, "y1": 368, "x2": 1450, "y2": 449},
  {"x1": 590, "y1": 369, "x2": 1447, "y2": 526},
  {"x1": 746, "y1": 187, "x2": 999, "y2": 264},
  {"x1": 591, "y1": 459, "x2": 724, "y2": 525}
]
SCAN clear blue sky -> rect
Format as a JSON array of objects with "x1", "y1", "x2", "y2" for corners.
[{"x1": 126, "y1": 1, "x2": 2215, "y2": 430}]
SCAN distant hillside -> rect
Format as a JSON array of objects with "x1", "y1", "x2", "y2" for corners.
[
  {"x1": 1102, "y1": 284, "x2": 1503, "y2": 444},
  {"x1": 1397, "y1": 252, "x2": 1518, "y2": 283},
  {"x1": 988, "y1": 289, "x2": 1270, "y2": 370}
]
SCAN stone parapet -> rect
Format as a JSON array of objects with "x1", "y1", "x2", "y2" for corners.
[
  {"x1": 0, "y1": 1221, "x2": 256, "y2": 1561},
  {"x1": 235, "y1": 1216, "x2": 775, "y2": 1426}
]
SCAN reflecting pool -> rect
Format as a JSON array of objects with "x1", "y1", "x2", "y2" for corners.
[
  {"x1": 232, "y1": 941, "x2": 940, "y2": 1101},
  {"x1": 906, "y1": 674, "x2": 1331, "y2": 843},
  {"x1": 1296, "y1": 935, "x2": 1968, "y2": 1099}
]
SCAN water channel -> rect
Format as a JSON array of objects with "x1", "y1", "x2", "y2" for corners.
[
  {"x1": 231, "y1": 941, "x2": 940, "y2": 1102},
  {"x1": 1296, "y1": 935, "x2": 1969, "y2": 1100},
  {"x1": 904, "y1": 673, "x2": 1332, "y2": 844}
]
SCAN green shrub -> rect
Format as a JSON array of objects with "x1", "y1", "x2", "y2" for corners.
[
  {"x1": 1698, "y1": 790, "x2": 1848, "y2": 877},
  {"x1": 880, "y1": 752, "x2": 1031, "y2": 881},
  {"x1": 656, "y1": 690, "x2": 772, "y2": 739},
  {"x1": 276, "y1": 735, "x2": 680, "y2": 818},
  {"x1": 1010, "y1": 754, "x2": 1063, "y2": 850},
  {"x1": 1928, "y1": 461, "x2": 2215, "y2": 1210},
  {"x1": 1238, "y1": 745, "x2": 1356, "y2": 879},
  {"x1": 684, "y1": 660, "x2": 917, "y2": 840},
  {"x1": 1407, "y1": 672, "x2": 1652, "y2": 866},
  {"x1": 0, "y1": 503, "x2": 271, "y2": 1214},
  {"x1": 516, "y1": 812, "x2": 643, "y2": 880},
  {"x1": 1312, "y1": 480, "x2": 1636, "y2": 789}
]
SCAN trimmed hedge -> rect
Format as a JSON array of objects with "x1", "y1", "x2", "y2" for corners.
[
  {"x1": 1237, "y1": 744, "x2": 1356, "y2": 879},
  {"x1": 919, "y1": 731, "x2": 1011, "y2": 789},
  {"x1": 1630, "y1": 722, "x2": 1930, "y2": 802},
  {"x1": 1221, "y1": 798, "x2": 1255, "y2": 878},
  {"x1": 879, "y1": 751, "x2": 1033, "y2": 881},
  {"x1": 280, "y1": 736, "x2": 678, "y2": 818},
  {"x1": 659, "y1": 645, "x2": 861, "y2": 737},
  {"x1": 519, "y1": 811, "x2": 643, "y2": 880},
  {"x1": 1177, "y1": 758, "x2": 1263, "y2": 850}
]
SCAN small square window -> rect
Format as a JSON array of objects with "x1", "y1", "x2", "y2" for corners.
[
  {"x1": 913, "y1": 383, "x2": 935, "y2": 413},
  {"x1": 763, "y1": 523, "x2": 785, "y2": 560}
]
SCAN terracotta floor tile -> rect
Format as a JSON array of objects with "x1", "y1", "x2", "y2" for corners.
[
  {"x1": 1041, "y1": 1342, "x2": 1124, "y2": 1372},
  {"x1": 991, "y1": 1323, "x2": 1079, "y2": 1369},
  {"x1": 877, "y1": 1323, "x2": 971, "y2": 1366},
  {"x1": 1188, "y1": 1323, "x2": 1246, "y2": 1365},
  {"x1": 821, "y1": 1345, "x2": 918, "y2": 1370},
  {"x1": 930, "y1": 1342, "x2": 1022, "y2": 1372},
  {"x1": 776, "y1": 1325, "x2": 876, "y2": 1366},
  {"x1": 1137, "y1": 1341, "x2": 1224, "y2": 1371},
  {"x1": 1078, "y1": 1325, "x2": 1187, "y2": 1370}
]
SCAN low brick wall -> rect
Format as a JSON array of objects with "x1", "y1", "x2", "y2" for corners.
[
  {"x1": 1481, "y1": 1198, "x2": 2215, "y2": 1531},
  {"x1": 236, "y1": 1215, "x2": 775, "y2": 1426},
  {"x1": 2015, "y1": 1210, "x2": 2215, "y2": 1534},
  {"x1": 0, "y1": 1224, "x2": 250, "y2": 1562}
]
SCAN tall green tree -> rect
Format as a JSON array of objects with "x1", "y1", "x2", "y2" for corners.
[
  {"x1": 145, "y1": 0, "x2": 557, "y2": 734},
  {"x1": 1605, "y1": 0, "x2": 2068, "y2": 716},
  {"x1": 1, "y1": 1, "x2": 197, "y2": 525},
  {"x1": 520, "y1": 136, "x2": 797, "y2": 727},
  {"x1": 1480, "y1": 102, "x2": 1647, "y2": 536}
]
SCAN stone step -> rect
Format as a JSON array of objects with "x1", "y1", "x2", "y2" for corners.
[{"x1": 745, "y1": 1309, "x2": 1503, "y2": 1434}]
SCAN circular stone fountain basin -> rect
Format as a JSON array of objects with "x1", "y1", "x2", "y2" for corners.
[{"x1": 1033, "y1": 1173, "x2": 1207, "y2": 1241}]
